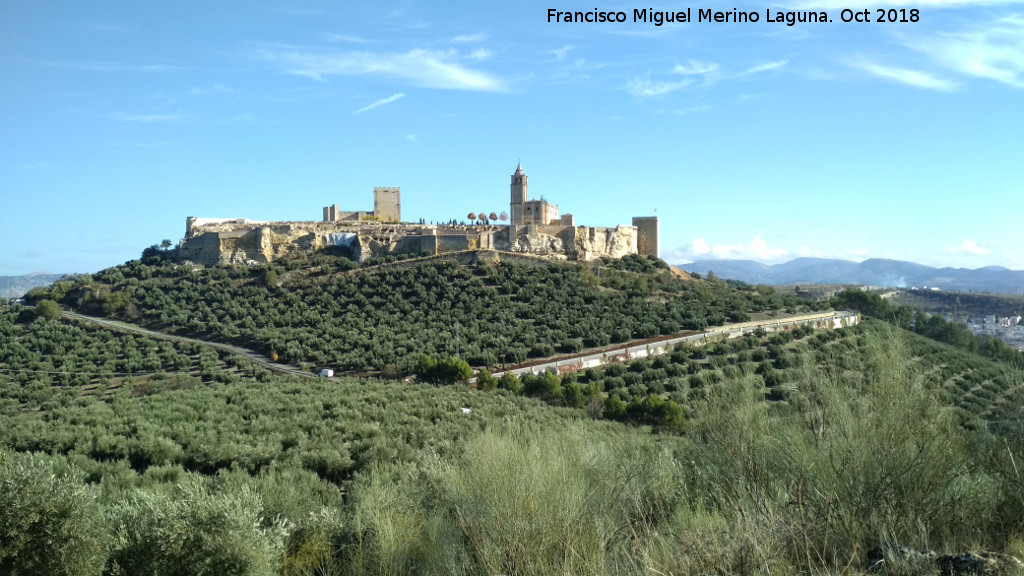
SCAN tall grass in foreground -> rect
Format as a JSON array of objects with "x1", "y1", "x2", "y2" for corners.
[{"x1": 340, "y1": 325, "x2": 1024, "y2": 575}]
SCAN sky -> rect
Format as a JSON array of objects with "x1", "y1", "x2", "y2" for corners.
[{"x1": 2, "y1": 0, "x2": 1023, "y2": 276}]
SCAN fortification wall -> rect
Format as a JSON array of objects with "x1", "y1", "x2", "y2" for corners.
[{"x1": 177, "y1": 219, "x2": 644, "y2": 266}]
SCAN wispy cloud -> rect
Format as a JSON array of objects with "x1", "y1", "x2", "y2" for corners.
[
  {"x1": 405, "y1": 134, "x2": 418, "y2": 142},
  {"x1": 848, "y1": 57, "x2": 957, "y2": 90},
  {"x1": 354, "y1": 92, "x2": 406, "y2": 114},
  {"x1": 742, "y1": 60, "x2": 789, "y2": 75},
  {"x1": 261, "y1": 48, "x2": 506, "y2": 91},
  {"x1": 452, "y1": 33, "x2": 487, "y2": 43},
  {"x1": 325, "y1": 33, "x2": 374, "y2": 44},
  {"x1": 630, "y1": 58, "x2": 788, "y2": 99},
  {"x1": 626, "y1": 78, "x2": 691, "y2": 97},
  {"x1": 673, "y1": 60, "x2": 718, "y2": 75},
  {"x1": 43, "y1": 60, "x2": 184, "y2": 73},
  {"x1": 907, "y1": 16, "x2": 1024, "y2": 88},
  {"x1": 550, "y1": 46, "x2": 574, "y2": 60},
  {"x1": 111, "y1": 112, "x2": 191, "y2": 123},
  {"x1": 185, "y1": 84, "x2": 235, "y2": 96}
]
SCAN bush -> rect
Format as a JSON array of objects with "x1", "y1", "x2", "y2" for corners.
[
  {"x1": 0, "y1": 451, "x2": 107, "y2": 576},
  {"x1": 108, "y1": 479, "x2": 288, "y2": 576},
  {"x1": 34, "y1": 299, "x2": 62, "y2": 321}
]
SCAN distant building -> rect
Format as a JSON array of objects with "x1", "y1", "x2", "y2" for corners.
[
  {"x1": 180, "y1": 163, "x2": 660, "y2": 266},
  {"x1": 324, "y1": 187, "x2": 401, "y2": 223},
  {"x1": 509, "y1": 163, "x2": 559, "y2": 226}
]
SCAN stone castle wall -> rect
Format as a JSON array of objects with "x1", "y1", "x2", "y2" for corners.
[{"x1": 177, "y1": 218, "x2": 643, "y2": 267}]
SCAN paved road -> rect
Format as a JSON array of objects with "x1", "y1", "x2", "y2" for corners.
[
  {"x1": 61, "y1": 311, "x2": 315, "y2": 379},
  {"x1": 489, "y1": 310, "x2": 860, "y2": 380}
]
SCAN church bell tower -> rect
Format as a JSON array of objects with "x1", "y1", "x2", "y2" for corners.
[{"x1": 510, "y1": 162, "x2": 527, "y2": 226}]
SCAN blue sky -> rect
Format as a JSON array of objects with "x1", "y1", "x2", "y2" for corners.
[{"x1": 2, "y1": 0, "x2": 1022, "y2": 276}]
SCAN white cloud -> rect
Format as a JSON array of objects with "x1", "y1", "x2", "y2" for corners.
[
  {"x1": 673, "y1": 60, "x2": 718, "y2": 75},
  {"x1": 908, "y1": 17, "x2": 1024, "y2": 88},
  {"x1": 452, "y1": 33, "x2": 487, "y2": 43},
  {"x1": 947, "y1": 239, "x2": 988, "y2": 255},
  {"x1": 325, "y1": 34, "x2": 373, "y2": 44},
  {"x1": 262, "y1": 48, "x2": 506, "y2": 91},
  {"x1": 45, "y1": 61, "x2": 184, "y2": 73},
  {"x1": 353, "y1": 92, "x2": 406, "y2": 114},
  {"x1": 404, "y1": 134, "x2": 418, "y2": 142},
  {"x1": 668, "y1": 236, "x2": 789, "y2": 262},
  {"x1": 111, "y1": 112, "x2": 190, "y2": 123},
  {"x1": 750, "y1": 236, "x2": 787, "y2": 260},
  {"x1": 848, "y1": 57, "x2": 958, "y2": 90},
  {"x1": 186, "y1": 83, "x2": 234, "y2": 96},
  {"x1": 467, "y1": 48, "x2": 492, "y2": 61},
  {"x1": 550, "y1": 46, "x2": 574, "y2": 60},
  {"x1": 742, "y1": 60, "x2": 789, "y2": 75},
  {"x1": 626, "y1": 78, "x2": 691, "y2": 97}
]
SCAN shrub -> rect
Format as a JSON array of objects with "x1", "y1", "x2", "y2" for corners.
[
  {"x1": 0, "y1": 451, "x2": 107, "y2": 576},
  {"x1": 108, "y1": 479, "x2": 289, "y2": 576}
]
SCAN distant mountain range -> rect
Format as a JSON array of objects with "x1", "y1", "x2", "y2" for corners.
[
  {"x1": 677, "y1": 258, "x2": 1024, "y2": 294},
  {"x1": 0, "y1": 273, "x2": 66, "y2": 299}
]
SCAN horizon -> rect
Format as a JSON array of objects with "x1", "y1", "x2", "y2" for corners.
[{"x1": 3, "y1": 1, "x2": 1023, "y2": 276}]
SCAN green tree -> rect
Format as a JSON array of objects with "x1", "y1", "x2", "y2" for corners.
[
  {"x1": 0, "y1": 451, "x2": 108, "y2": 576},
  {"x1": 109, "y1": 480, "x2": 288, "y2": 576},
  {"x1": 497, "y1": 372, "x2": 523, "y2": 394},
  {"x1": 476, "y1": 369, "x2": 498, "y2": 391},
  {"x1": 34, "y1": 299, "x2": 61, "y2": 321}
]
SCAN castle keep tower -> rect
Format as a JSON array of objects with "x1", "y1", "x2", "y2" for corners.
[
  {"x1": 632, "y1": 216, "x2": 660, "y2": 258},
  {"x1": 510, "y1": 163, "x2": 527, "y2": 226},
  {"x1": 373, "y1": 187, "x2": 401, "y2": 222}
]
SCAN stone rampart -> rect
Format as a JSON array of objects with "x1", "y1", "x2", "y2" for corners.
[{"x1": 178, "y1": 218, "x2": 643, "y2": 266}]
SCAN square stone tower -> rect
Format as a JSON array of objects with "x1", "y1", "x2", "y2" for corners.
[
  {"x1": 373, "y1": 187, "x2": 401, "y2": 222},
  {"x1": 632, "y1": 216, "x2": 660, "y2": 258}
]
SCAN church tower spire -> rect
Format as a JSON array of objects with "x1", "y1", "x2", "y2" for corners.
[{"x1": 510, "y1": 162, "x2": 527, "y2": 226}]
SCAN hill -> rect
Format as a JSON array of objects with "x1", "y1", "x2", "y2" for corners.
[
  {"x1": 681, "y1": 257, "x2": 1024, "y2": 293},
  {"x1": 3, "y1": 308, "x2": 1024, "y2": 574},
  {"x1": 0, "y1": 272, "x2": 66, "y2": 299},
  {"x1": 32, "y1": 253, "x2": 821, "y2": 375},
  {"x1": 5, "y1": 253, "x2": 1024, "y2": 575}
]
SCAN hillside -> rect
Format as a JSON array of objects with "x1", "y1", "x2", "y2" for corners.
[
  {"x1": 0, "y1": 272, "x2": 65, "y2": 299},
  {"x1": 34, "y1": 253, "x2": 821, "y2": 375},
  {"x1": 3, "y1": 307, "x2": 1024, "y2": 574},
  {"x1": 5, "y1": 254, "x2": 1024, "y2": 575},
  {"x1": 682, "y1": 257, "x2": 1024, "y2": 293}
]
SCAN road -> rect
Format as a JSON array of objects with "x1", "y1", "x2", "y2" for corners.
[
  {"x1": 60, "y1": 311, "x2": 315, "y2": 379},
  {"x1": 489, "y1": 310, "x2": 860, "y2": 380}
]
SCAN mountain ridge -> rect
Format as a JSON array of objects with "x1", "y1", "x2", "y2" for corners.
[{"x1": 678, "y1": 257, "x2": 1024, "y2": 293}]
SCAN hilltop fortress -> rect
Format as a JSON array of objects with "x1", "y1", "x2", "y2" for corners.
[{"x1": 177, "y1": 164, "x2": 659, "y2": 266}]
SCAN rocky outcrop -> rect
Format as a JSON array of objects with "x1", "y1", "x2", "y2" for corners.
[{"x1": 868, "y1": 545, "x2": 1024, "y2": 576}]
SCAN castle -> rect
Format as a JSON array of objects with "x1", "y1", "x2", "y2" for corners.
[{"x1": 177, "y1": 164, "x2": 659, "y2": 266}]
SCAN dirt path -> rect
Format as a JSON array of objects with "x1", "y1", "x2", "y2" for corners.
[{"x1": 60, "y1": 311, "x2": 315, "y2": 379}]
